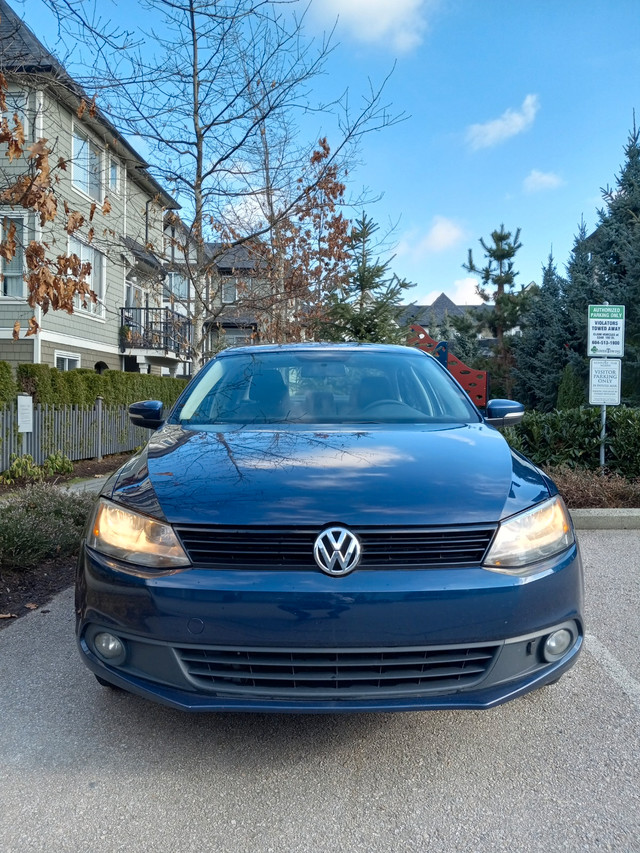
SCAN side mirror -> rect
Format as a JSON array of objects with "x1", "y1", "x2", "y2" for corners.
[
  {"x1": 484, "y1": 399, "x2": 524, "y2": 428},
  {"x1": 129, "y1": 400, "x2": 164, "y2": 430}
]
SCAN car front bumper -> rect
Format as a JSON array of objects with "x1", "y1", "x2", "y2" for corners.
[{"x1": 75, "y1": 543, "x2": 584, "y2": 712}]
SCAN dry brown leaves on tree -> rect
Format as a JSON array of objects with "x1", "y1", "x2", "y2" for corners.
[{"x1": 0, "y1": 73, "x2": 108, "y2": 336}]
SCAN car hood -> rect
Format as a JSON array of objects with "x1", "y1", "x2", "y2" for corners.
[{"x1": 106, "y1": 423, "x2": 552, "y2": 527}]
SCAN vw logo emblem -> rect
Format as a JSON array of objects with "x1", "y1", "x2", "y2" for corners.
[{"x1": 313, "y1": 526, "x2": 362, "y2": 577}]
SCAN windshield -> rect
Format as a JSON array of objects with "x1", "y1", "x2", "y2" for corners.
[{"x1": 172, "y1": 349, "x2": 481, "y2": 426}]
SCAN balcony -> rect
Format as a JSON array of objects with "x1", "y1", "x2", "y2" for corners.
[{"x1": 119, "y1": 306, "x2": 192, "y2": 358}]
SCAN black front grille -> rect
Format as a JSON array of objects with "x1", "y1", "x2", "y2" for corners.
[
  {"x1": 175, "y1": 525, "x2": 496, "y2": 569},
  {"x1": 175, "y1": 643, "x2": 500, "y2": 699}
]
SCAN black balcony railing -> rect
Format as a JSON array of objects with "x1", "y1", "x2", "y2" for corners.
[{"x1": 119, "y1": 307, "x2": 192, "y2": 357}]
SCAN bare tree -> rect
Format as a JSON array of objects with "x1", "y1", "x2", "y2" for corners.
[{"x1": 80, "y1": 0, "x2": 400, "y2": 368}]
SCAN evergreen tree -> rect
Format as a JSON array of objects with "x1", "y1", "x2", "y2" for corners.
[
  {"x1": 513, "y1": 256, "x2": 567, "y2": 410},
  {"x1": 591, "y1": 125, "x2": 640, "y2": 401},
  {"x1": 562, "y1": 127, "x2": 640, "y2": 403},
  {"x1": 450, "y1": 311, "x2": 486, "y2": 366},
  {"x1": 556, "y1": 363, "x2": 586, "y2": 409},
  {"x1": 561, "y1": 220, "x2": 597, "y2": 396},
  {"x1": 317, "y1": 214, "x2": 412, "y2": 343},
  {"x1": 463, "y1": 224, "x2": 528, "y2": 396},
  {"x1": 429, "y1": 311, "x2": 482, "y2": 366}
]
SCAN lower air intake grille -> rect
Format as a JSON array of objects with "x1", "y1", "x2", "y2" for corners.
[{"x1": 175, "y1": 643, "x2": 499, "y2": 699}]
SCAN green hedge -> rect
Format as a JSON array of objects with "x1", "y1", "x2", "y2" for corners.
[
  {"x1": 0, "y1": 361, "x2": 18, "y2": 405},
  {"x1": 506, "y1": 407, "x2": 640, "y2": 479},
  {"x1": 0, "y1": 361, "x2": 185, "y2": 409}
]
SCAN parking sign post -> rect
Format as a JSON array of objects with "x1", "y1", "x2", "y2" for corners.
[{"x1": 588, "y1": 305, "x2": 625, "y2": 467}]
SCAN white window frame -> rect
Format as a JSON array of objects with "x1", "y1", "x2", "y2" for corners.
[
  {"x1": 71, "y1": 125, "x2": 103, "y2": 202},
  {"x1": 1, "y1": 88, "x2": 30, "y2": 141},
  {"x1": 54, "y1": 351, "x2": 81, "y2": 371},
  {"x1": 69, "y1": 235, "x2": 106, "y2": 318},
  {"x1": 223, "y1": 327, "x2": 253, "y2": 346},
  {"x1": 125, "y1": 274, "x2": 145, "y2": 309},
  {"x1": 222, "y1": 277, "x2": 238, "y2": 304},
  {"x1": 164, "y1": 271, "x2": 189, "y2": 302},
  {"x1": 108, "y1": 155, "x2": 120, "y2": 194},
  {"x1": 0, "y1": 212, "x2": 27, "y2": 299}
]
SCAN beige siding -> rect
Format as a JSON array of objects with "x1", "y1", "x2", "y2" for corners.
[
  {"x1": 0, "y1": 338, "x2": 35, "y2": 368},
  {"x1": 2, "y1": 86, "x2": 170, "y2": 363},
  {"x1": 0, "y1": 301, "x2": 32, "y2": 327},
  {"x1": 40, "y1": 339, "x2": 121, "y2": 371}
]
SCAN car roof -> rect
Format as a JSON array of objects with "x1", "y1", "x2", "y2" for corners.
[{"x1": 216, "y1": 342, "x2": 429, "y2": 358}]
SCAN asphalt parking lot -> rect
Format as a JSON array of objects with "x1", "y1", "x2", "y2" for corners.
[{"x1": 1, "y1": 529, "x2": 638, "y2": 853}]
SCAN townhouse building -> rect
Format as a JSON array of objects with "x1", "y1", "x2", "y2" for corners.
[{"x1": 0, "y1": 0, "x2": 191, "y2": 376}]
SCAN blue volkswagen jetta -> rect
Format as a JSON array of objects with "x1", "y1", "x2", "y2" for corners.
[{"x1": 76, "y1": 343, "x2": 583, "y2": 712}]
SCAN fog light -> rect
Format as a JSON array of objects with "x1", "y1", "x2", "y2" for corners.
[
  {"x1": 94, "y1": 632, "x2": 125, "y2": 661},
  {"x1": 543, "y1": 629, "x2": 573, "y2": 661}
]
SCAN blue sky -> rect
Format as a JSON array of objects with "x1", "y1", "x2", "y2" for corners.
[{"x1": 27, "y1": 0, "x2": 640, "y2": 304}]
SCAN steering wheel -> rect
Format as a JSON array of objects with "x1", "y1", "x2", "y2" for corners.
[{"x1": 361, "y1": 399, "x2": 408, "y2": 412}]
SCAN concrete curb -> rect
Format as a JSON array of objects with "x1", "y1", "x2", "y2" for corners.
[
  {"x1": 62, "y1": 474, "x2": 113, "y2": 495},
  {"x1": 570, "y1": 508, "x2": 640, "y2": 530}
]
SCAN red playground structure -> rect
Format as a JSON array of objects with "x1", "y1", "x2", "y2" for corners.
[{"x1": 407, "y1": 323, "x2": 488, "y2": 409}]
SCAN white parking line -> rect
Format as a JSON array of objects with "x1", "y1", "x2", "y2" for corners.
[{"x1": 585, "y1": 633, "x2": 640, "y2": 710}]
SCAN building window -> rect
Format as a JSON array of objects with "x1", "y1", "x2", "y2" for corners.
[
  {"x1": 0, "y1": 216, "x2": 25, "y2": 298},
  {"x1": 72, "y1": 130, "x2": 102, "y2": 201},
  {"x1": 224, "y1": 327, "x2": 253, "y2": 346},
  {"x1": 164, "y1": 272, "x2": 189, "y2": 301},
  {"x1": 222, "y1": 278, "x2": 237, "y2": 303},
  {"x1": 108, "y1": 157, "x2": 120, "y2": 193},
  {"x1": 55, "y1": 351, "x2": 80, "y2": 371},
  {"x1": 70, "y1": 236, "x2": 105, "y2": 316},
  {"x1": 1, "y1": 89, "x2": 29, "y2": 140},
  {"x1": 125, "y1": 276, "x2": 144, "y2": 309}
]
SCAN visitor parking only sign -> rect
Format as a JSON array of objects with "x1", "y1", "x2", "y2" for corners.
[
  {"x1": 588, "y1": 305, "x2": 625, "y2": 357},
  {"x1": 589, "y1": 358, "x2": 621, "y2": 406}
]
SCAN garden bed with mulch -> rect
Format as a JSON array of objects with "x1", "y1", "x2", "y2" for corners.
[
  {"x1": 0, "y1": 452, "x2": 132, "y2": 627},
  {"x1": 0, "y1": 452, "x2": 133, "y2": 498}
]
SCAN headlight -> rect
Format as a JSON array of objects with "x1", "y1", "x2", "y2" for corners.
[
  {"x1": 86, "y1": 499, "x2": 190, "y2": 568},
  {"x1": 484, "y1": 496, "x2": 574, "y2": 574}
]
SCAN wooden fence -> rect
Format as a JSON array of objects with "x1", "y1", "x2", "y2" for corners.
[{"x1": 0, "y1": 398, "x2": 149, "y2": 472}]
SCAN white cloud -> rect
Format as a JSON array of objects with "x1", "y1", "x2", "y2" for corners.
[
  {"x1": 420, "y1": 277, "x2": 483, "y2": 306},
  {"x1": 523, "y1": 169, "x2": 564, "y2": 193},
  {"x1": 466, "y1": 94, "x2": 540, "y2": 151},
  {"x1": 397, "y1": 217, "x2": 466, "y2": 262},
  {"x1": 419, "y1": 216, "x2": 465, "y2": 253},
  {"x1": 310, "y1": 0, "x2": 432, "y2": 53}
]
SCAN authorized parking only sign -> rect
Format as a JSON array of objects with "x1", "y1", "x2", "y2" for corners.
[
  {"x1": 589, "y1": 358, "x2": 621, "y2": 405},
  {"x1": 588, "y1": 305, "x2": 625, "y2": 357}
]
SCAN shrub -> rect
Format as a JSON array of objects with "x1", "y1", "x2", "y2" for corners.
[
  {"x1": 16, "y1": 364, "x2": 54, "y2": 404},
  {"x1": 0, "y1": 454, "x2": 43, "y2": 485},
  {"x1": 556, "y1": 364, "x2": 586, "y2": 409},
  {"x1": 0, "y1": 452, "x2": 74, "y2": 485},
  {"x1": 0, "y1": 484, "x2": 94, "y2": 569},
  {"x1": 505, "y1": 408, "x2": 601, "y2": 469},
  {"x1": 0, "y1": 361, "x2": 17, "y2": 405},
  {"x1": 506, "y1": 406, "x2": 640, "y2": 479},
  {"x1": 606, "y1": 408, "x2": 640, "y2": 479},
  {"x1": 41, "y1": 451, "x2": 74, "y2": 478},
  {"x1": 545, "y1": 465, "x2": 640, "y2": 508},
  {"x1": 14, "y1": 363, "x2": 185, "y2": 409}
]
